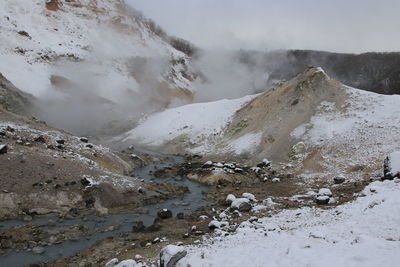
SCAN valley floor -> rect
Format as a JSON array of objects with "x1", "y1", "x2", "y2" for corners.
[{"x1": 178, "y1": 179, "x2": 400, "y2": 267}]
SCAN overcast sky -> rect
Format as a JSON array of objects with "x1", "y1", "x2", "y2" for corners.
[{"x1": 127, "y1": 0, "x2": 400, "y2": 53}]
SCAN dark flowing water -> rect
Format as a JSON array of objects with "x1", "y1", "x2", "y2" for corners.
[{"x1": 0, "y1": 149, "x2": 208, "y2": 266}]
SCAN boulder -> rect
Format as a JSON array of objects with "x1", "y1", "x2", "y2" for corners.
[
  {"x1": 160, "y1": 245, "x2": 187, "y2": 267},
  {"x1": 157, "y1": 209, "x2": 172, "y2": 219}
]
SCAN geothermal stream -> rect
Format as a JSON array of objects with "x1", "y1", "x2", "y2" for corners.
[{"x1": 0, "y1": 150, "x2": 208, "y2": 266}]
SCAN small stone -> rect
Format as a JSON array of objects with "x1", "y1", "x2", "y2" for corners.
[
  {"x1": 157, "y1": 209, "x2": 172, "y2": 219},
  {"x1": 86, "y1": 144, "x2": 93, "y2": 149},
  {"x1": 79, "y1": 137, "x2": 89, "y2": 143},
  {"x1": 272, "y1": 178, "x2": 280, "y2": 183},
  {"x1": 80, "y1": 178, "x2": 91, "y2": 186},
  {"x1": 334, "y1": 176, "x2": 346, "y2": 184},
  {"x1": 0, "y1": 144, "x2": 8, "y2": 154},
  {"x1": 176, "y1": 212, "x2": 185, "y2": 219}
]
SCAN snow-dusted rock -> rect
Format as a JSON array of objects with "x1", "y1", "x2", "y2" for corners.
[
  {"x1": 318, "y1": 188, "x2": 333, "y2": 197},
  {"x1": 251, "y1": 167, "x2": 262, "y2": 173},
  {"x1": 114, "y1": 259, "x2": 141, "y2": 267},
  {"x1": 105, "y1": 258, "x2": 119, "y2": 267},
  {"x1": 315, "y1": 195, "x2": 330, "y2": 205},
  {"x1": 134, "y1": 254, "x2": 143, "y2": 261},
  {"x1": 203, "y1": 161, "x2": 213, "y2": 168},
  {"x1": 160, "y1": 245, "x2": 187, "y2": 267},
  {"x1": 226, "y1": 194, "x2": 236, "y2": 205},
  {"x1": 208, "y1": 220, "x2": 228, "y2": 230},
  {"x1": 272, "y1": 178, "x2": 281, "y2": 183},
  {"x1": 383, "y1": 151, "x2": 400, "y2": 180},
  {"x1": 231, "y1": 198, "x2": 252, "y2": 212},
  {"x1": 257, "y1": 158, "x2": 271, "y2": 168},
  {"x1": 158, "y1": 209, "x2": 173, "y2": 219},
  {"x1": 214, "y1": 162, "x2": 224, "y2": 168},
  {"x1": 242, "y1": 193, "x2": 257, "y2": 202},
  {"x1": 224, "y1": 162, "x2": 236, "y2": 169},
  {"x1": 199, "y1": 215, "x2": 209, "y2": 220}
]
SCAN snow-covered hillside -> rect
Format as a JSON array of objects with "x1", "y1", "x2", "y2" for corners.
[
  {"x1": 122, "y1": 68, "x2": 400, "y2": 166},
  {"x1": 179, "y1": 179, "x2": 400, "y2": 267},
  {"x1": 0, "y1": 0, "x2": 197, "y2": 104},
  {"x1": 122, "y1": 94, "x2": 257, "y2": 149}
]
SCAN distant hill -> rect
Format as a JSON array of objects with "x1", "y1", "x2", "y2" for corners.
[{"x1": 237, "y1": 50, "x2": 400, "y2": 95}]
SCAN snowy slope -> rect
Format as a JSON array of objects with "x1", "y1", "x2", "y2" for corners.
[
  {"x1": 0, "y1": 0, "x2": 197, "y2": 102},
  {"x1": 123, "y1": 68, "x2": 400, "y2": 188},
  {"x1": 179, "y1": 179, "x2": 400, "y2": 267},
  {"x1": 291, "y1": 85, "x2": 400, "y2": 180},
  {"x1": 122, "y1": 94, "x2": 257, "y2": 148}
]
